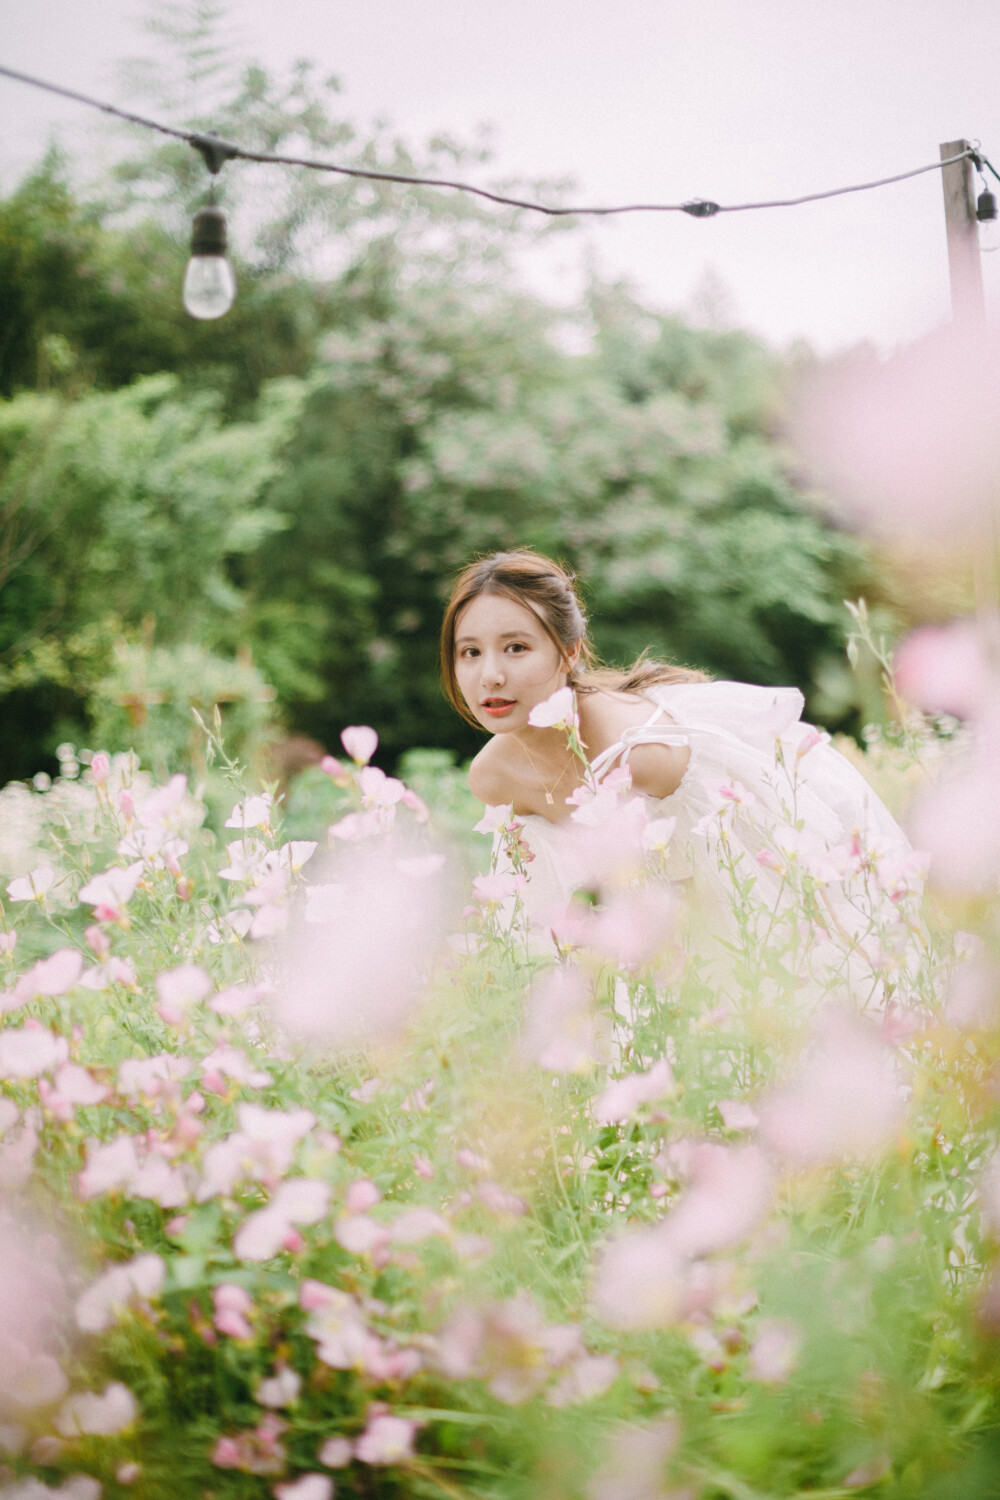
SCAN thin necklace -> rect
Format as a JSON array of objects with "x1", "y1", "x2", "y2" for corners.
[{"x1": 518, "y1": 736, "x2": 572, "y2": 807}]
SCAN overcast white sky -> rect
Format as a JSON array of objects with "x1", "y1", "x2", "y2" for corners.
[{"x1": 2, "y1": 0, "x2": 999, "y2": 352}]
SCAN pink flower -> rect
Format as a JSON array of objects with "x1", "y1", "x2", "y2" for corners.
[
  {"x1": 0, "y1": 931, "x2": 15, "y2": 955},
  {"x1": 436, "y1": 1294, "x2": 580, "y2": 1404},
  {"x1": 200, "y1": 1044, "x2": 271, "y2": 1093},
  {"x1": 341, "y1": 725, "x2": 378, "y2": 764},
  {"x1": 320, "y1": 754, "x2": 347, "y2": 778},
  {"x1": 78, "y1": 863, "x2": 144, "y2": 917},
  {"x1": 302, "y1": 1284, "x2": 370, "y2": 1368},
  {"x1": 0, "y1": 1025, "x2": 68, "y2": 1079},
  {"x1": 275, "y1": 1477, "x2": 333, "y2": 1500},
  {"x1": 662, "y1": 1144, "x2": 772, "y2": 1258},
  {"x1": 527, "y1": 687, "x2": 578, "y2": 729},
  {"x1": 593, "y1": 1057, "x2": 674, "y2": 1124},
  {"x1": 76, "y1": 1254, "x2": 165, "y2": 1333},
  {"x1": 77, "y1": 1135, "x2": 139, "y2": 1199},
  {"x1": 89, "y1": 751, "x2": 111, "y2": 784},
  {"x1": 758, "y1": 1007, "x2": 906, "y2": 1165},
  {"x1": 118, "y1": 1054, "x2": 193, "y2": 1099},
  {"x1": 213, "y1": 1283, "x2": 255, "y2": 1340},
  {"x1": 472, "y1": 869, "x2": 525, "y2": 906},
  {"x1": 718, "y1": 1099, "x2": 759, "y2": 1132},
  {"x1": 641, "y1": 816, "x2": 677, "y2": 852},
  {"x1": 234, "y1": 1179, "x2": 330, "y2": 1261},
  {"x1": 590, "y1": 1226, "x2": 689, "y2": 1330},
  {"x1": 389, "y1": 1208, "x2": 451, "y2": 1244},
  {"x1": 334, "y1": 1215, "x2": 391, "y2": 1256},
  {"x1": 12, "y1": 949, "x2": 83, "y2": 1004},
  {"x1": 155, "y1": 962, "x2": 212, "y2": 1026},
  {"x1": 522, "y1": 964, "x2": 604, "y2": 1073},
  {"x1": 5, "y1": 866, "x2": 55, "y2": 903},
  {"x1": 790, "y1": 323, "x2": 1000, "y2": 538},
  {"x1": 274, "y1": 840, "x2": 454, "y2": 1050},
  {"x1": 355, "y1": 1411, "x2": 417, "y2": 1465},
  {"x1": 747, "y1": 1318, "x2": 802, "y2": 1384},
  {"x1": 345, "y1": 1177, "x2": 382, "y2": 1215},
  {"x1": 318, "y1": 1436, "x2": 353, "y2": 1467},
  {"x1": 587, "y1": 1414, "x2": 680, "y2": 1500},
  {"x1": 255, "y1": 1365, "x2": 302, "y2": 1408},
  {"x1": 55, "y1": 1381, "x2": 138, "y2": 1436},
  {"x1": 895, "y1": 619, "x2": 993, "y2": 720}
]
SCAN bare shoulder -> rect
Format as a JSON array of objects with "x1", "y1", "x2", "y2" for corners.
[
  {"x1": 467, "y1": 738, "x2": 516, "y2": 807},
  {"x1": 581, "y1": 689, "x2": 690, "y2": 801}
]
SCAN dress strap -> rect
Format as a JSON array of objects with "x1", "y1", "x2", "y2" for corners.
[{"x1": 589, "y1": 704, "x2": 682, "y2": 782}]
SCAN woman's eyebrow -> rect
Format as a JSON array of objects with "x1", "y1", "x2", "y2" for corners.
[{"x1": 455, "y1": 630, "x2": 534, "y2": 646}]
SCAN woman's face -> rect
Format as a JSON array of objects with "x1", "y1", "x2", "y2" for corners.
[{"x1": 453, "y1": 592, "x2": 576, "y2": 734}]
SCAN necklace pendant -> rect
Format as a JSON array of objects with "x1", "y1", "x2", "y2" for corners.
[{"x1": 544, "y1": 791, "x2": 555, "y2": 805}]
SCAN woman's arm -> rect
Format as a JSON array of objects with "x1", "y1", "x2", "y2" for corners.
[{"x1": 622, "y1": 741, "x2": 691, "y2": 801}]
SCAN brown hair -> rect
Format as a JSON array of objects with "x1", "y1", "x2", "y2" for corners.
[{"x1": 440, "y1": 548, "x2": 707, "y2": 729}]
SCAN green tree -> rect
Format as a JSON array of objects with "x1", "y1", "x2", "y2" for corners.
[{"x1": 0, "y1": 373, "x2": 305, "y2": 780}]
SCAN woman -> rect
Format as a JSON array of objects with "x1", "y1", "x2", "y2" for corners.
[{"x1": 441, "y1": 548, "x2": 924, "y2": 1010}]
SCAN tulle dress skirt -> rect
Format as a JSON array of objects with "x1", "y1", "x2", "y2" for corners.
[{"x1": 499, "y1": 681, "x2": 926, "y2": 1014}]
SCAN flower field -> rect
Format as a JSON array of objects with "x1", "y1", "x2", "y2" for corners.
[{"x1": 0, "y1": 678, "x2": 999, "y2": 1500}]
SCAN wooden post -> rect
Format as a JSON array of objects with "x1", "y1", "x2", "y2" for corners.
[{"x1": 940, "y1": 139, "x2": 985, "y2": 325}]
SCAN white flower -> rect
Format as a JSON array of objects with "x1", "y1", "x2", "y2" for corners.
[
  {"x1": 5, "y1": 866, "x2": 55, "y2": 903},
  {"x1": 527, "y1": 686, "x2": 578, "y2": 729},
  {"x1": 225, "y1": 793, "x2": 273, "y2": 830}
]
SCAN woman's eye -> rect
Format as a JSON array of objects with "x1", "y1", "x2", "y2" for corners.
[
  {"x1": 459, "y1": 647, "x2": 479, "y2": 659},
  {"x1": 506, "y1": 643, "x2": 527, "y2": 653}
]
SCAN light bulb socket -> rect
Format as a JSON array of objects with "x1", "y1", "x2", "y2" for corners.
[
  {"x1": 977, "y1": 189, "x2": 998, "y2": 223},
  {"x1": 190, "y1": 204, "x2": 229, "y2": 257}
]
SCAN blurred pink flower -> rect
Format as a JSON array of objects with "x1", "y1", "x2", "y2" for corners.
[
  {"x1": 758, "y1": 1007, "x2": 906, "y2": 1165},
  {"x1": 234, "y1": 1179, "x2": 330, "y2": 1261},
  {"x1": 547, "y1": 1352, "x2": 619, "y2": 1406},
  {"x1": 345, "y1": 1178, "x2": 382, "y2": 1215},
  {"x1": 355, "y1": 1410, "x2": 417, "y2": 1464},
  {"x1": 718, "y1": 1099, "x2": 759, "y2": 1132},
  {"x1": 894, "y1": 620, "x2": 994, "y2": 721},
  {"x1": 118, "y1": 1053, "x2": 193, "y2": 1100},
  {"x1": 11, "y1": 949, "x2": 83, "y2": 1006},
  {"x1": 200, "y1": 1044, "x2": 271, "y2": 1093},
  {"x1": 211, "y1": 1414, "x2": 287, "y2": 1475},
  {"x1": 155, "y1": 962, "x2": 212, "y2": 1026},
  {"x1": 522, "y1": 964, "x2": 605, "y2": 1073},
  {"x1": 790, "y1": 323, "x2": 1000, "y2": 537},
  {"x1": 593, "y1": 1057, "x2": 674, "y2": 1124},
  {"x1": 76, "y1": 1253, "x2": 165, "y2": 1333},
  {"x1": 255, "y1": 1365, "x2": 302, "y2": 1409},
  {"x1": 0, "y1": 1025, "x2": 69, "y2": 1079},
  {"x1": 318, "y1": 1435, "x2": 353, "y2": 1467},
  {"x1": 0, "y1": 1207, "x2": 72, "y2": 1416},
  {"x1": 302, "y1": 1283, "x2": 371, "y2": 1368},
  {"x1": 389, "y1": 1208, "x2": 451, "y2": 1244},
  {"x1": 274, "y1": 1476, "x2": 332, "y2": 1500},
  {"x1": 134, "y1": 773, "x2": 188, "y2": 828},
  {"x1": 89, "y1": 751, "x2": 111, "y2": 784},
  {"x1": 55, "y1": 1381, "x2": 138, "y2": 1436},
  {"x1": 663, "y1": 1144, "x2": 773, "y2": 1259},
  {"x1": 907, "y1": 732, "x2": 1000, "y2": 896},
  {"x1": 590, "y1": 1226, "x2": 689, "y2": 1330},
  {"x1": 587, "y1": 1414, "x2": 680, "y2": 1500},
  {"x1": 528, "y1": 686, "x2": 578, "y2": 729},
  {"x1": 0, "y1": 931, "x2": 15, "y2": 955},
  {"x1": 274, "y1": 840, "x2": 454, "y2": 1051},
  {"x1": 341, "y1": 725, "x2": 378, "y2": 764},
  {"x1": 747, "y1": 1318, "x2": 802, "y2": 1383},
  {"x1": 213, "y1": 1283, "x2": 255, "y2": 1340},
  {"x1": 78, "y1": 1135, "x2": 139, "y2": 1198},
  {"x1": 437, "y1": 1293, "x2": 580, "y2": 1404}
]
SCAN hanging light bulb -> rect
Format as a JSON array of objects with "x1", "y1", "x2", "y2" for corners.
[
  {"x1": 183, "y1": 202, "x2": 237, "y2": 319},
  {"x1": 183, "y1": 132, "x2": 239, "y2": 319},
  {"x1": 976, "y1": 182, "x2": 1000, "y2": 259}
]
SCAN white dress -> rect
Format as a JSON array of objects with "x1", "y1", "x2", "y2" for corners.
[{"x1": 503, "y1": 681, "x2": 925, "y2": 1012}]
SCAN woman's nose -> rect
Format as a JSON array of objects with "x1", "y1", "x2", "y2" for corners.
[{"x1": 482, "y1": 656, "x2": 505, "y2": 685}]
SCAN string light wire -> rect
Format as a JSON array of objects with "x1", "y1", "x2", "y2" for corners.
[{"x1": 0, "y1": 62, "x2": 984, "y2": 220}]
